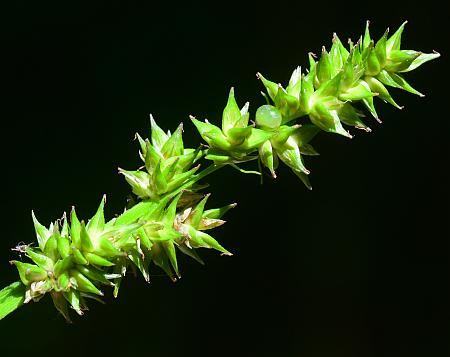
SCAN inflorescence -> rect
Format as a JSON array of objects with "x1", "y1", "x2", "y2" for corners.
[{"x1": 1, "y1": 21, "x2": 439, "y2": 322}]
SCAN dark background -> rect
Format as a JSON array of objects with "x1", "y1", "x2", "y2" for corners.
[{"x1": 1, "y1": 2, "x2": 448, "y2": 356}]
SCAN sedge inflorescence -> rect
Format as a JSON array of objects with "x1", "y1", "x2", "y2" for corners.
[
  {"x1": 9, "y1": 119, "x2": 234, "y2": 322},
  {"x1": 3, "y1": 21, "x2": 438, "y2": 322}
]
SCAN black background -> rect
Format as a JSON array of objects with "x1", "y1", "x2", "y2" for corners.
[{"x1": 1, "y1": 2, "x2": 448, "y2": 356}]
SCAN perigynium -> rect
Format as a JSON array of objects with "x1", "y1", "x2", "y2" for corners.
[{"x1": 0, "y1": 21, "x2": 439, "y2": 322}]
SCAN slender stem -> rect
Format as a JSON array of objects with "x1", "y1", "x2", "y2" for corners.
[
  {"x1": 165, "y1": 163, "x2": 226, "y2": 200},
  {"x1": 0, "y1": 281, "x2": 26, "y2": 320},
  {"x1": 193, "y1": 163, "x2": 226, "y2": 183}
]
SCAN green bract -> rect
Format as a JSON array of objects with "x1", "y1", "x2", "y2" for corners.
[{"x1": 0, "y1": 21, "x2": 438, "y2": 322}]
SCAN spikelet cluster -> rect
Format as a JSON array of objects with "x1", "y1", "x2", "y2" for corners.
[
  {"x1": 192, "y1": 22, "x2": 439, "y2": 188},
  {"x1": 11, "y1": 120, "x2": 234, "y2": 321}
]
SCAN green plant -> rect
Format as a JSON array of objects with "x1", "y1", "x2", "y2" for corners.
[{"x1": 0, "y1": 21, "x2": 439, "y2": 322}]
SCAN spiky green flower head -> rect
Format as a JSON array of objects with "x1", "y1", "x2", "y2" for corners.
[
  {"x1": 258, "y1": 21, "x2": 439, "y2": 136},
  {"x1": 256, "y1": 21, "x2": 439, "y2": 184},
  {"x1": 11, "y1": 192, "x2": 236, "y2": 321},
  {"x1": 191, "y1": 88, "x2": 273, "y2": 164},
  {"x1": 119, "y1": 116, "x2": 202, "y2": 201},
  {"x1": 109, "y1": 192, "x2": 234, "y2": 285},
  {"x1": 355, "y1": 20, "x2": 440, "y2": 118},
  {"x1": 10, "y1": 197, "x2": 134, "y2": 322}
]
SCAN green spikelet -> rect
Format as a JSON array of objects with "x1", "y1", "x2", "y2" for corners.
[
  {"x1": 120, "y1": 116, "x2": 202, "y2": 201},
  {"x1": 191, "y1": 87, "x2": 273, "y2": 164}
]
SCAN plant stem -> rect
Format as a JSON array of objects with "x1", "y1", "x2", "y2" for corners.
[
  {"x1": 165, "y1": 163, "x2": 226, "y2": 200},
  {"x1": 0, "y1": 281, "x2": 26, "y2": 320}
]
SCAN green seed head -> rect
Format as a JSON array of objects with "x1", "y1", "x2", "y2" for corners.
[{"x1": 3, "y1": 21, "x2": 439, "y2": 323}]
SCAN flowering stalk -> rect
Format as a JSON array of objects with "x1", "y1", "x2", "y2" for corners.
[{"x1": 0, "y1": 21, "x2": 438, "y2": 322}]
